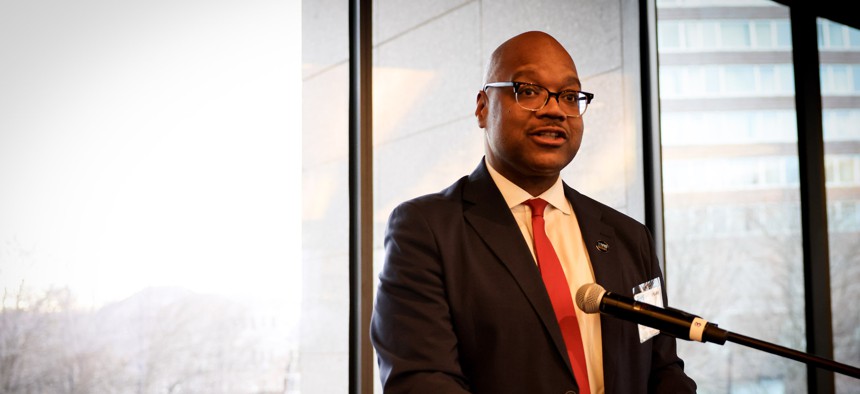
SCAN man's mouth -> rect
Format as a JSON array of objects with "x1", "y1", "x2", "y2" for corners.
[
  {"x1": 534, "y1": 130, "x2": 565, "y2": 139},
  {"x1": 530, "y1": 128, "x2": 568, "y2": 144}
]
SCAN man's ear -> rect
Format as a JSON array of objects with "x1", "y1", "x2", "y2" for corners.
[{"x1": 475, "y1": 90, "x2": 488, "y2": 129}]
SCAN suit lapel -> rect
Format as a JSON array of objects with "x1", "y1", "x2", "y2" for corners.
[
  {"x1": 566, "y1": 185, "x2": 623, "y2": 390},
  {"x1": 565, "y1": 187, "x2": 620, "y2": 292},
  {"x1": 461, "y1": 162, "x2": 573, "y2": 374}
]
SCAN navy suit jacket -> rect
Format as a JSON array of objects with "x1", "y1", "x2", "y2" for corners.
[{"x1": 371, "y1": 161, "x2": 696, "y2": 393}]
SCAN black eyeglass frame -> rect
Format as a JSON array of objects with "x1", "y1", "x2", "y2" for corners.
[{"x1": 482, "y1": 81, "x2": 595, "y2": 117}]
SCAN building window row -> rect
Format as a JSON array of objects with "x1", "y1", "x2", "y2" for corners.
[
  {"x1": 665, "y1": 199, "x2": 860, "y2": 239},
  {"x1": 825, "y1": 154, "x2": 860, "y2": 186},
  {"x1": 661, "y1": 109, "x2": 860, "y2": 145},
  {"x1": 663, "y1": 156, "x2": 800, "y2": 192},
  {"x1": 818, "y1": 18, "x2": 860, "y2": 51},
  {"x1": 662, "y1": 110, "x2": 796, "y2": 145},
  {"x1": 660, "y1": 18, "x2": 860, "y2": 53},
  {"x1": 659, "y1": 19, "x2": 791, "y2": 52},
  {"x1": 661, "y1": 63, "x2": 860, "y2": 97},
  {"x1": 823, "y1": 109, "x2": 860, "y2": 141},
  {"x1": 665, "y1": 202, "x2": 801, "y2": 238},
  {"x1": 821, "y1": 64, "x2": 860, "y2": 95},
  {"x1": 664, "y1": 154, "x2": 860, "y2": 192},
  {"x1": 657, "y1": 0, "x2": 778, "y2": 8},
  {"x1": 660, "y1": 63, "x2": 794, "y2": 98}
]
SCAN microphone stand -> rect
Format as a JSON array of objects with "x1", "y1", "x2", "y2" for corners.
[
  {"x1": 704, "y1": 326, "x2": 860, "y2": 379},
  {"x1": 579, "y1": 285, "x2": 860, "y2": 379}
]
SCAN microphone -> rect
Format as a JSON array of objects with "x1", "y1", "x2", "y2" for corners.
[
  {"x1": 575, "y1": 283, "x2": 860, "y2": 379},
  {"x1": 575, "y1": 283, "x2": 728, "y2": 344}
]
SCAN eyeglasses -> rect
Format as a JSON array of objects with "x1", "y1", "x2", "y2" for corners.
[{"x1": 482, "y1": 81, "x2": 594, "y2": 117}]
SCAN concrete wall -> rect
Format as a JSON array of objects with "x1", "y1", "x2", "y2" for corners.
[{"x1": 301, "y1": 1, "x2": 644, "y2": 391}]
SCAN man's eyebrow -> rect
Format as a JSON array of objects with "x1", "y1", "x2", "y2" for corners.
[{"x1": 509, "y1": 69, "x2": 539, "y2": 82}]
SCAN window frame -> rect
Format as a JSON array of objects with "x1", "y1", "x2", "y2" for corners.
[{"x1": 347, "y1": 0, "x2": 860, "y2": 393}]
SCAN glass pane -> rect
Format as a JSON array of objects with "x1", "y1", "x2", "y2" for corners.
[
  {"x1": 854, "y1": 65, "x2": 860, "y2": 93},
  {"x1": 724, "y1": 65, "x2": 757, "y2": 94},
  {"x1": 822, "y1": 65, "x2": 853, "y2": 95},
  {"x1": 657, "y1": 1, "x2": 807, "y2": 392},
  {"x1": 660, "y1": 20, "x2": 683, "y2": 50},
  {"x1": 760, "y1": 65, "x2": 777, "y2": 92},
  {"x1": 0, "y1": 1, "x2": 301, "y2": 393},
  {"x1": 702, "y1": 21, "x2": 719, "y2": 49},
  {"x1": 850, "y1": 27, "x2": 860, "y2": 49},
  {"x1": 754, "y1": 21, "x2": 773, "y2": 48},
  {"x1": 776, "y1": 20, "x2": 792, "y2": 48},
  {"x1": 372, "y1": 1, "x2": 647, "y2": 391},
  {"x1": 827, "y1": 20, "x2": 845, "y2": 49},
  {"x1": 819, "y1": 17, "x2": 860, "y2": 394},
  {"x1": 301, "y1": 0, "x2": 350, "y2": 392},
  {"x1": 721, "y1": 20, "x2": 752, "y2": 49},
  {"x1": 685, "y1": 22, "x2": 702, "y2": 49}
]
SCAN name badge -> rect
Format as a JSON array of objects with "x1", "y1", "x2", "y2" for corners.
[{"x1": 633, "y1": 278, "x2": 662, "y2": 343}]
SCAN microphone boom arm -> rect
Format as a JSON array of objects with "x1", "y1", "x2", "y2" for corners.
[
  {"x1": 579, "y1": 283, "x2": 860, "y2": 379},
  {"x1": 723, "y1": 330, "x2": 860, "y2": 379}
]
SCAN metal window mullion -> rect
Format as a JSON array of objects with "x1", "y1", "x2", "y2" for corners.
[
  {"x1": 789, "y1": 6, "x2": 836, "y2": 394},
  {"x1": 349, "y1": 0, "x2": 373, "y2": 392},
  {"x1": 641, "y1": 0, "x2": 668, "y2": 274}
]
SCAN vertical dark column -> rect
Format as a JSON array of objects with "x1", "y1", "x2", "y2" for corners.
[
  {"x1": 640, "y1": 0, "x2": 668, "y2": 274},
  {"x1": 789, "y1": 5, "x2": 835, "y2": 394},
  {"x1": 349, "y1": 0, "x2": 373, "y2": 392}
]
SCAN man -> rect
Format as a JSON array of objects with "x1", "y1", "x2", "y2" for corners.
[{"x1": 370, "y1": 31, "x2": 696, "y2": 393}]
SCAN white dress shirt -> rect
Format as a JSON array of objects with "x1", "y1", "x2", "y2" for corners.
[{"x1": 485, "y1": 159, "x2": 605, "y2": 394}]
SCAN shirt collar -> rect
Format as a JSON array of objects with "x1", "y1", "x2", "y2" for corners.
[{"x1": 484, "y1": 157, "x2": 571, "y2": 215}]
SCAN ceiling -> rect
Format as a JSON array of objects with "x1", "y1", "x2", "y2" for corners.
[{"x1": 770, "y1": 0, "x2": 860, "y2": 29}]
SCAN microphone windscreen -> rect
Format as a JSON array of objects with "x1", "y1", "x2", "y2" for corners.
[{"x1": 576, "y1": 283, "x2": 606, "y2": 314}]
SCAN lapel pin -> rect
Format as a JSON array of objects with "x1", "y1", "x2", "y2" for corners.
[{"x1": 595, "y1": 240, "x2": 609, "y2": 252}]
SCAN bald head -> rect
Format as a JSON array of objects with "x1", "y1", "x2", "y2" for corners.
[
  {"x1": 475, "y1": 31, "x2": 585, "y2": 196},
  {"x1": 483, "y1": 31, "x2": 577, "y2": 85}
]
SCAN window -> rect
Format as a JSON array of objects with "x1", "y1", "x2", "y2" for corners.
[
  {"x1": 371, "y1": 0, "x2": 647, "y2": 391},
  {"x1": 662, "y1": 110, "x2": 797, "y2": 145},
  {"x1": 301, "y1": 0, "x2": 350, "y2": 392},
  {"x1": 657, "y1": 1, "x2": 808, "y2": 391},
  {"x1": 820, "y1": 18, "x2": 860, "y2": 394},
  {"x1": 821, "y1": 64, "x2": 859, "y2": 95},
  {"x1": 658, "y1": 19, "x2": 791, "y2": 52},
  {"x1": 819, "y1": 19, "x2": 860, "y2": 50},
  {"x1": 660, "y1": 64, "x2": 794, "y2": 98},
  {"x1": 660, "y1": 20, "x2": 683, "y2": 49},
  {"x1": 823, "y1": 109, "x2": 860, "y2": 141},
  {"x1": 1, "y1": 1, "x2": 301, "y2": 393},
  {"x1": 722, "y1": 20, "x2": 752, "y2": 48}
]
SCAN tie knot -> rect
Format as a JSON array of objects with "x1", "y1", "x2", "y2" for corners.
[{"x1": 523, "y1": 198, "x2": 549, "y2": 218}]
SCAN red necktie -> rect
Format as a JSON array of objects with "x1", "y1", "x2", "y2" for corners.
[{"x1": 524, "y1": 198, "x2": 591, "y2": 394}]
